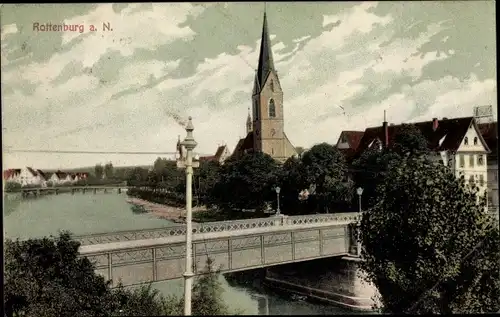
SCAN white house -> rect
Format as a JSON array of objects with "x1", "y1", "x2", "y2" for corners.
[
  {"x1": 19, "y1": 167, "x2": 46, "y2": 187},
  {"x1": 199, "y1": 144, "x2": 232, "y2": 165},
  {"x1": 353, "y1": 116, "x2": 490, "y2": 210},
  {"x1": 3, "y1": 169, "x2": 22, "y2": 183}
]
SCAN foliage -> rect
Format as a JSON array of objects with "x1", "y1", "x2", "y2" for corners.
[
  {"x1": 45, "y1": 181, "x2": 54, "y2": 187},
  {"x1": 352, "y1": 147, "x2": 400, "y2": 210},
  {"x1": 104, "y1": 162, "x2": 114, "y2": 179},
  {"x1": 352, "y1": 125, "x2": 428, "y2": 210},
  {"x1": 390, "y1": 123, "x2": 429, "y2": 156},
  {"x1": 126, "y1": 167, "x2": 150, "y2": 187},
  {"x1": 4, "y1": 233, "x2": 235, "y2": 317},
  {"x1": 94, "y1": 164, "x2": 104, "y2": 180},
  {"x1": 300, "y1": 143, "x2": 350, "y2": 213},
  {"x1": 4, "y1": 232, "x2": 117, "y2": 317},
  {"x1": 4, "y1": 181, "x2": 22, "y2": 192},
  {"x1": 277, "y1": 156, "x2": 309, "y2": 215},
  {"x1": 360, "y1": 155, "x2": 500, "y2": 314},
  {"x1": 209, "y1": 152, "x2": 280, "y2": 213}
]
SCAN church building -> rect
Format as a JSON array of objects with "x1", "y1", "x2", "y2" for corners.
[{"x1": 231, "y1": 12, "x2": 298, "y2": 163}]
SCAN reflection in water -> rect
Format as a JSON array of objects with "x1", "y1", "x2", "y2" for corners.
[{"x1": 3, "y1": 193, "x2": 22, "y2": 217}]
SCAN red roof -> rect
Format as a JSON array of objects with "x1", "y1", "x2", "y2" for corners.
[
  {"x1": 231, "y1": 132, "x2": 254, "y2": 160},
  {"x1": 338, "y1": 131, "x2": 364, "y2": 150},
  {"x1": 355, "y1": 117, "x2": 490, "y2": 157},
  {"x1": 3, "y1": 169, "x2": 21, "y2": 180}
]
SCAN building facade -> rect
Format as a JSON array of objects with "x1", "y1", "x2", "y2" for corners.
[
  {"x1": 232, "y1": 12, "x2": 297, "y2": 163},
  {"x1": 348, "y1": 117, "x2": 491, "y2": 209}
]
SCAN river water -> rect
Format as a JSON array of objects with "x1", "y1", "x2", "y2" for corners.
[{"x1": 4, "y1": 192, "x2": 355, "y2": 315}]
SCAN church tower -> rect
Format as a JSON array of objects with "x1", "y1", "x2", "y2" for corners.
[
  {"x1": 251, "y1": 12, "x2": 286, "y2": 161},
  {"x1": 246, "y1": 107, "x2": 252, "y2": 135}
]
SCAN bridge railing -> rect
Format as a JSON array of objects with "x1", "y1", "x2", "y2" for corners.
[{"x1": 74, "y1": 212, "x2": 360, "y2": 246}]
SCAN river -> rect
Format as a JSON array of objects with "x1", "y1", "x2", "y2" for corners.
[{"x1": 4, "y1": 192, "x2": 357, "y2": 315}]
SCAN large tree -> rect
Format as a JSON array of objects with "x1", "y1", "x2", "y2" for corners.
[
  {"x1": 4, "y1": 233, "x2": 235, "y2": 317},
  {"x1": 300, "y1": 143, "x2": 350, "y2": 213},
  {"x1": 209, "y1": 152, "x2": 280, "y2": 213},
  {"x1": 353, "y1": 124, "x2": 429, "y2": 210},
  {"x1": 360, "y1": 155, "x2": 500, "y2": 314},
  {"x1": 278, "y1": 156, "x2": 308, "y2": 215}
]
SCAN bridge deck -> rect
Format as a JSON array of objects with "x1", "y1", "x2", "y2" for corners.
[
  {"x1": 78, "y1": 213, "x2": 361, "y2": 287},
  {"x1": 79, "y1": 219, "x2": 356, "y2": 255}
]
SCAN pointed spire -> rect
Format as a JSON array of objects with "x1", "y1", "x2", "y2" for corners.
[
  {"x1": 256, "y1": 11, "x2": 275, "y2": 91},
  {"x1": 252, "y1": 71, "x2": 260, "y2": 95}
]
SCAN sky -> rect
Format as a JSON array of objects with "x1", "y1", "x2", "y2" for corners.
[{"x1": 1, "y1": 2, "x2": 497, "y2": 170}]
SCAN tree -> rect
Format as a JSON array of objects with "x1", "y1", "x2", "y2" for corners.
[
  {"x1": 196, "y1": 160, "x2": 221, "y2": 205},
  {"x1": 94, "y1": 164, "x2": 104, "y2": 180},
  {"x1": 391, "y1": 123, "x2": 429, "y2": 156},
  {"x1": 104, "y1": 162, "x2": 114, "y2": 179},
  {"x1": 4, "y1": 233, "x2": 235, "y2": 317},
  {"x1": 4, "y1": 232, "x2": 118, "y2": 317},
  {"x1": 4, "y1": 181, "x2": 21, "y2": 192},
  {"x1": 295, "y1": 146, "x2": 306, "y2": 158},
  {"x1": 278, "y1": 156, "x2": 308, "y2": 215},
  {"x1": 210, "y1": 152, "x2": 280, "y2": 213},
  {"x1": 360, "y1": 155, "x2": 500, "y2": 314},
  {"x1": 126, "y1": 167, "x2": 149, "y2": 187},
  {"x1": 300, "y1": 143, "x2": 349, "y2": 213}
]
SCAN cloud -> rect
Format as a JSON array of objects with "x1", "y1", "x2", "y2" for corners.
[{"x1": 1, "y1": 2, "x2": 496, "y2": 169}]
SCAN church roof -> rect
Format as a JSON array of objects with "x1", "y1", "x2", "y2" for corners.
[
  {"x1": 255, "y1": 12, "x2": 275, "y2": 93},
  {"x1": 231, "y1": 132, "x2": 255, "y2": 159}
]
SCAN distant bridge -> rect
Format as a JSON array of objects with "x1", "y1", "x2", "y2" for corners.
[
  {"x1": 77, "y1": 212, "x2": 360, "y2": 287},
  {"x1": 18, "y1": 186, "x2": 128, "y2": 197}
]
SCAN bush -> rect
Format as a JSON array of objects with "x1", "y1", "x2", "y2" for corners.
[{"x1": 4, "y1": 181, "x2": 21, "y2": 192}]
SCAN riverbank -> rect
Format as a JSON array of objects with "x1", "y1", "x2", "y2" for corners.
[{"x1": 126, "y1": 197, "x2": 207, "y2": 223}]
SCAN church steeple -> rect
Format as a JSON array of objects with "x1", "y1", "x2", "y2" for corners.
[
  {"x1": 255, "y1": 11, "x2": 275, "y2": 93},
  {"x1": 246, "y1": 107, "x2": 252, "y2": 134}
]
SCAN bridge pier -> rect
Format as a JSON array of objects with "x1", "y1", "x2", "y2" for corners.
[
  {"x1": 104, "y1": 188, "x2": 107, "y2": 194},
  {"x1": 93, "y1": 188, "x2": 97, "y2": 194},
  {"x1": 118, "y1": 188, "x2": 122, "y2": 194},
  {"x1": 264, "y1": 256, "x2": 379, "y2": 311},
  {"x1": 71, "y1": 188, "x2": 75, "y2": 195}
]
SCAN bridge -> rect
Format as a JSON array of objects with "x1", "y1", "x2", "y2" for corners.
[
  {"x1": 77, "y1": 212, "x2": 360, "y2": 287},
  {"x1": 19, "y1": 186, "x2": 128, "y2": 197}
]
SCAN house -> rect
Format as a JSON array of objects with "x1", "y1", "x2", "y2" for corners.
[
  {"x1": 200, "y1": 145, "x2": 231, "y2": 165},
  {"x1": 3, "y1": 169, "x2": 22, "y2": 183},
  {"x1": 335, "y1": 131, "x2": 365, "y2": 162},
  {"x1": 478, "y1": 121, "x2": 498, "y2": 223},
  {"x1": 354, "y1": 117, "x2": 491, "y2": 204},
  {"x1": 18, "y1": 167, "x2": 46, "y2": 187},
  {"x1": 49, "y1": 170, "x2": 69, "y2": 185}
]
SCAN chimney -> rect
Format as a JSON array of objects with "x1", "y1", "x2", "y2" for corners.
[
  {"x1": 383, "y1": 110, "x2": 389, "y2": 147},
  {"x1": 432, "y1": 118, "x2": 438, "y2": 131}
]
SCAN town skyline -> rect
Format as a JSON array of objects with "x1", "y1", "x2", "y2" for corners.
[{"x1": 2, "y1": 2, "x2": 497, "y2": 169}]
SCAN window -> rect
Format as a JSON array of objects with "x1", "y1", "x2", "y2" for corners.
[
  {"x1": 269, "y1": 99, "x2": 276, "y2": 118},
  {"x1": 464, "y1": 137, "x2": 469, "y2": 145},
  {"x1": 469, "y1": 155, "x2": 475, "y2": 168},
  {"x1": 479, "y1": 174, "x2": 485, "y2": 186},
  {"x1": 478, "y1": 154, "x2": 484, "y2": 166},
  {"x1": 473, "y1": 137, "x2": 478, "y2": 145},
  {"x1": 270, "y1": 80, "x2": 274, "y2": 92},
  {"x1": 459, "y1": 154, "x2": 465, "y2": 168}
]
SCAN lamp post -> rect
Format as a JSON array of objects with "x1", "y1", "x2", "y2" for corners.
[
  {"x1": 176, "y1": 117, "x2": 199, "y2": 316},
  {"x1": 356, "y1": 187, "x2": 364, "y2": 257},
  {"x1": 274, "y1": 186, "x2": 281, "y2": 216}
]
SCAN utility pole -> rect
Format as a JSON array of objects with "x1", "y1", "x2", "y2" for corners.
[{"x1": 176, "y1": 117, "x2": 199, "y2": 316}]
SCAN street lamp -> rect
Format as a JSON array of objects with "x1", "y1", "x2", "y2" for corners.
[
  {"x1": 176, "y1": 116, "x2": 199, "y2": 316},
  {"x1": 356, "y1": 187, "x2": 364, "y2": 257},
  {"x1": 275, "y1": 186, "x2": 281, "y2": 216}
]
